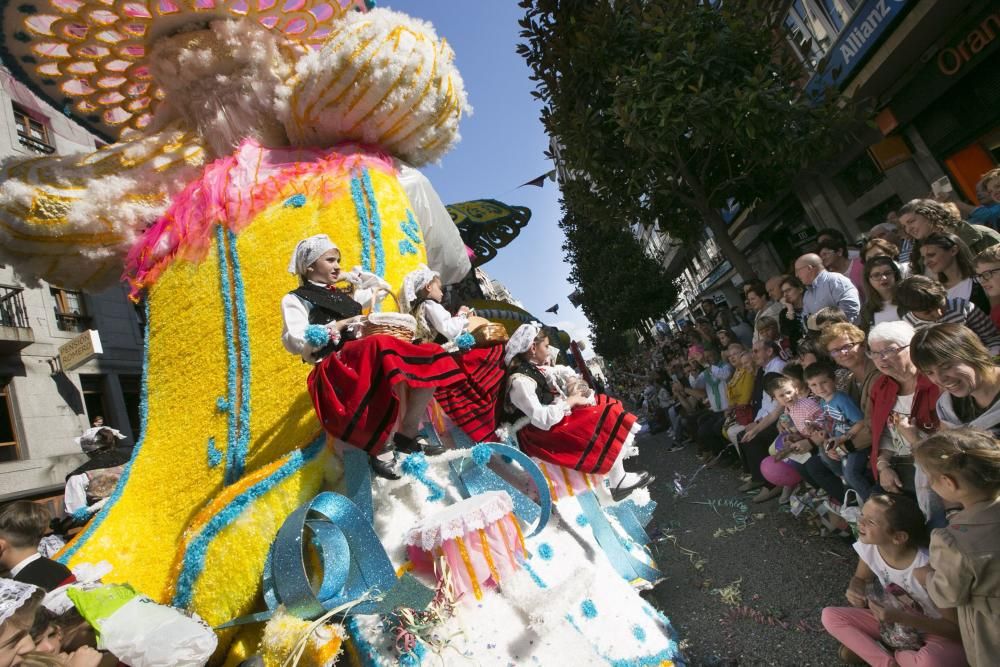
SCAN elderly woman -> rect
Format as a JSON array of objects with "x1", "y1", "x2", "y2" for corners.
[
  {"x1": 898, "y1": 198, "x2": 1000, "y2": 275},
  {"x1": 858, "y1": 256, "x2": 902, "y2": 332},
  {"x1": 912, "y1": 322, "x2": 1000, "y2": 435},
  {"x1": 819, "y1": 323, "x2": 880, "y2": 500},
  {"x1": 867, "y1": 321, "x2": 941, "y2": 501}
]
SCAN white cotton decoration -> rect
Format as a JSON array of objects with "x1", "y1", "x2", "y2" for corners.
[
  {"x1": 148, "y1": 19, "x2": 297, "y2": 159},
  {"x1": 0, "y1": 124, "x2": 205, "y2": 290},
  {"x1": 282, "y1": 8, "x2": 471, "y2": 165}
]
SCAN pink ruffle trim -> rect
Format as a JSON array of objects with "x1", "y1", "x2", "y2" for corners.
[{"x1": 123, "y1": 139, "x2": 396, "y2": 300}]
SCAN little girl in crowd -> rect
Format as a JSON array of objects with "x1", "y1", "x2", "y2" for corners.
[
  {"x1": 822, "y1": 494, "x2": 965, "y2": 667},
  {"x1": 913, "y1": 428, "x2": 1000, "y2": 667},
  {"x1": 501, "y1": 323, "x2": 651, "y2": 501},
  {"x1": 766, "y1": 374, "x2": 846, "y2": 503},
  {"x1": 281, "y1": 236, "x2": 463, "y2": 479},
  {"x1": 401, "y1": 266, "x2": 506, "y2": 442}
]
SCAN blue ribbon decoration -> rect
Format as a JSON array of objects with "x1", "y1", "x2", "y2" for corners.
[
  {"x1": 341, "y1": 447, "x2": 374, "y2": 523},
  {"x1": 449, "y1": 443, "x2": 551, "y2": 537},
  {"x1": 606, "y1": 499, "x2": 658, "y2": 547},
  {"x1": 218, "y1": 492, "x2": 433, "y2": 628},
  {"x1": 577, "y1": 491, "x2": 661, "y2": 584}
]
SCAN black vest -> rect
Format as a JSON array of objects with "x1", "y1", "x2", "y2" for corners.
[
  {"x1": 502, "y1": 360, "x2": 555, "y2": 423},
  {"x1": 291, "y1": 284, "x2": 363, "y2": 359},
  {"x1": 412, "y1": 298, "x2": 448, "y2": 345}
]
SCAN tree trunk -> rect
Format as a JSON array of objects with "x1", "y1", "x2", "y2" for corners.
[{"x1": 699, "y1": 204, "x2": 757, "y2": 282}]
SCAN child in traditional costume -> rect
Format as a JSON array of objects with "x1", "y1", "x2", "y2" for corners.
[
  {"x1": 501, "y1": 323, "x2": 652, "y2": 501},
  {"x1": 281, "y1": 235, "x2": 463, "y2": 478},
  {"x1": 401, "y1": 266, "x2": 506, "y2": 443}
]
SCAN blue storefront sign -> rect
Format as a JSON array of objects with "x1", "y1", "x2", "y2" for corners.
[{"x1": 806, "y1": 0, "x2": 915, "y2": 97}]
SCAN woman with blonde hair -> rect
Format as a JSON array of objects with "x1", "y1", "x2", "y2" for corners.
[{"x1": 911, "y1": 322, "x2": 1000, "y2": 436}]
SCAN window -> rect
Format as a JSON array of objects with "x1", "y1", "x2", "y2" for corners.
[
  {"x1": 11, "y1": 104, "x2": 54, "y2": 154},
  {"x1": 80, "y1": 375, "x2": 108, "y2": 426},
  {"x1": 51, "y1": 288, "x2": 91, "y2": 332},
  {"x1": 837, "y1": 152, "x2": 886, "y2": 200},
  {"x1": 118, "y1": 375, "x2": 142, "y2": 440},
  {"x1": 0, "y1": 379, "x2": 20, "y2": 462}
]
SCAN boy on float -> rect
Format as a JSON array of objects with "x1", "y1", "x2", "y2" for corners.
[
  {"x1": 501, "y1": 322, "x2": 652, "y2": 501},
  {"x1": 401, "y1": 266, "x2": 506, "y2": 443},
  {"x1": 281, "y1": 235, "x2": 463, "y2": 479}
]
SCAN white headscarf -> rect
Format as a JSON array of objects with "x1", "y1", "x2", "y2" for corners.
[
  {"x1": 504, "y1": 322, "x2": 542, "y2": 367},
  {"x1": 288, "y1": 235, "x2": 338, "y2": 277},
  {"x1": 400, "y1": 265, "x2": 440, "y2": 313},
  {"x1": 0, "y1": 579, "x2": 39, "y2": 625}
]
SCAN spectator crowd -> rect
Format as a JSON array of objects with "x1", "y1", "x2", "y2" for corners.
[{"x1": 606, "y1": 172, "x2": 1000, "y2": 667}]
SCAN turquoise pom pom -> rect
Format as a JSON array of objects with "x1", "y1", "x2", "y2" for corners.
[
  {"x1": 283, "y1": 193, "x2": 307, "y2": 208},
  {"x1": 455, "y1": 331, "x2": 475, "y2": 351},
  {"x1": 471, "y1": 444, "x2": 493, "y2": 467},
  {"x1": 304, "y1": 324, "x2": 331, "y2": 348},
  {"x1": 400, "y1": 452, "x2": 428, "y2": 476},
  {"x1": 71, "y1": 507, "x2": 92, "y2": 522}
]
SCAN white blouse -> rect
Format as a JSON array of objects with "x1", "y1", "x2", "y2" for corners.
[
  {"x1": 508, "y1": 373, "x2": 571, "y2": 430},
  {"x1": 422, "y1": 300, "x2": 468, "y2": 341},
  {"x1": 281, "y1": 281, "x2": 372, "y2": 363}
]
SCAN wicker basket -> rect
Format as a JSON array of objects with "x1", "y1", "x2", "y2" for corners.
[
  {"x1": 359, "y1": 291, "x2": 417, "y2": 341},
  {"x1": 471, "y1": 322, "x2": 509, "y2": 347}
]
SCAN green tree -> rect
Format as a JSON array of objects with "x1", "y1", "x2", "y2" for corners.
[
  {"x1": 518, "y1": 0, "x2": 858, "y2": 282},
  {"x1": 559, "y1": 178, "x2": 678, "y2": 359}
]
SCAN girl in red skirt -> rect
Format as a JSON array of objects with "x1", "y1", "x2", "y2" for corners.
[
  {"x1": 281, "y1": 235, "x2": 463, "y2": 479},
  {"x1": 501, "y1": 323, "x2": 653, "y2": 501},
  {"x1": 401, "y1": 266, "x2": 506, "y2": 443}
]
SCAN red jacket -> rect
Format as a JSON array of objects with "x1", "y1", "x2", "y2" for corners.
[{"x1": 868, "y1": 373, "x2": 940, "y2": 478}]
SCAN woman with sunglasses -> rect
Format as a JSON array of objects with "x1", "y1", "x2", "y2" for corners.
[
  {"x1": 858, "y1": 256, "x2": 903, "y2": 333},
  {"x1": 867, "y1": 321, "x2": 943, "y2": 522},
  {"x1": 818, "y1": 323, "x2": 879, "y2": 499},
  {"x1": 919, "y1": 232, "x2": 990, "y2": 314}
]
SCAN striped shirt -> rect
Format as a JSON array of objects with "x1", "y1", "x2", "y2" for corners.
[{"x1": 904, "y1": 297, "x2": 1000, "y2": 355}]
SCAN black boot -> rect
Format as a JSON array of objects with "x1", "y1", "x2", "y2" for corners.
[
  {"x1": 370, "y1": 455, "x2": 401, "y2": 480},
  {"x1": 611, "y1": 470, "x2": 654, "y2": 502}
]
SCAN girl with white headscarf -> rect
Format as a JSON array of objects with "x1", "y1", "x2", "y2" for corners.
[
  {"x1": 500, "y1": 324, "x2": 652, "y2": 501},
  {"x1": 281, "y1": 236, "x2": 463, "y2": 479},
  {"x1": 400, "y1": 266, "x2": 507, "y2": 442}
]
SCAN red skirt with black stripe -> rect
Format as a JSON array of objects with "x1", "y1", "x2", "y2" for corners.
[
  {"x1": 516, "y1": 394, "x2": 638, "y2": 475},
  {"x1": 308, "y1": 335, "x2": 463, "y2": 456},
  {"x1": 434, "y1": 343, "x2": 506, "y2": 442}
]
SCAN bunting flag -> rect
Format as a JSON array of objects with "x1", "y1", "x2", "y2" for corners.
[
  {"x1": 518, "y1": 169, "x2": 557, "y2": 189},
  {"x1": 545, "y1": 304, "x2": 559, "y2": 314},
  {"x1": 446, "y1": 199, "x2": 532, "y2": 267}
]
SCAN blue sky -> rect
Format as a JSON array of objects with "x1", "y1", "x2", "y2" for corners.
[{"x1": 386, "y1": 0, "x2": 595, "y2": 351}]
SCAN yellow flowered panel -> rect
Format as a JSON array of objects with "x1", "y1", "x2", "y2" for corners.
[{"x1": 60, "y1": 244, "x2": 230, "y2": 601}]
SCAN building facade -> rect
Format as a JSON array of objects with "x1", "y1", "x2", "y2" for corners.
[
  {"x1": 0, "y1": 67, "x2": 144, "y2": 502},
  {"x1": 679, "y1": 0, "x2": 999, "y2": 315}
]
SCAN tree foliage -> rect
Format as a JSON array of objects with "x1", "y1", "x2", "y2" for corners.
[
  {"x1": 559, "y1": 178, "x2": 679, "y2": 358},
  {"x1": 518, "y1": 0, "x2": 858, "y2": 295}
]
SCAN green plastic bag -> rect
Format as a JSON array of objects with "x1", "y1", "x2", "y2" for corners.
[{"x1": 66, "y1": 584, "x2": 138, "y2": 638}]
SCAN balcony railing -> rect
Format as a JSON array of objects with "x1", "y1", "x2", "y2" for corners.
[
  {"x1": 55, "y1": 312, "x2": 92, "y2": 333},
  {"x1": 0, "y1": 286, "x2": 29, "y2": 329}
]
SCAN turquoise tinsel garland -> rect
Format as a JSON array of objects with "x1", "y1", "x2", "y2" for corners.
[{"x1": 399, "y1": 452, "x2": 444, "y2": 502}]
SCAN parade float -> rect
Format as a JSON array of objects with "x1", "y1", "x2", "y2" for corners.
[{"x1": 0, "y1": 1, "x2": 683, "y2": 664}]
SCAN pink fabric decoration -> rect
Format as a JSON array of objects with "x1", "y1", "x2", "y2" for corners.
[
  {"x1": 405, "y1": 492, "x2": 525, "y2": 601},
  {"x1": 123, "y1": 139, "x2": 396, "y2": 299}
]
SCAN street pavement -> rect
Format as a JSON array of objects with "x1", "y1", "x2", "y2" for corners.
[{"x1": 636, "y1": 429, "x2": 856, "y2": 666}]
